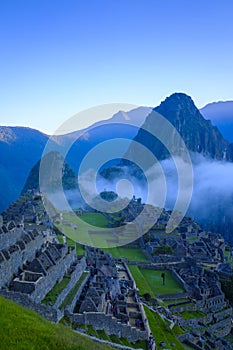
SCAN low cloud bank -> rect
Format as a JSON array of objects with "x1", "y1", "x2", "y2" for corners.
[{"x1": 55, "y1": 153, "x2": 233, "y2": 243}]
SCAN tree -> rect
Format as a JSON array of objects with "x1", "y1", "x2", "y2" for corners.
[
  {"x1": 221, "y1": 277, "x2": 233, "y2": 305},
  {"x1": 143, "y1": 293, "x2": 152, "y2": 302}
]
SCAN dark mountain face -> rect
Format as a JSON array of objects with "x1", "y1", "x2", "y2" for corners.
[
  {"x1": 0, "y1": 127, "x2": 50, "y2": 212},
  {"x1": 129, "y1": 93, "x2": 232, "y2": 163},
  {"x1": 200, "y1": 101, "x2": 233, "y2": 143},
  {"x1": 22, "y1": 151, "x2": 77, "y2": 194},
  {"x1": 100, "y1": 93, "x2": 233, "y2": 244}
]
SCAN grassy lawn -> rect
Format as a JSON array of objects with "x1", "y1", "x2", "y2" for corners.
[
  {"x1": 57, "y1": 211, "x2": 141, "y2": 248},
  {"x1": 80, "y1": 212, "x2": 109, "y2": 227},
  {"x1": 103, "y1": 247, "x2": 149, "y2": 262},
  {"x1": 0, "y1": 297, "x2": 113, "y2": 350},
  {"x1": 129, "y1": 266, "x2": 184, "y2": 296},
  {"x1": 144, "y1": 306, "x2": 184, "y2": 349},
  {"x1": 57, "y1": 212, "x2": 113, "y2": 247},
  {"x1": 59, "y1": 272, "x2": 89, "y2": 310},
  {"x1": 180, "y1": 310, "x2": 206, "y2": 320},
  {"x1": 42, "y1": 276, "x2": 70, "y2": 305}
]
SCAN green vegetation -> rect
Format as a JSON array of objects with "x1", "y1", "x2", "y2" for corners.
[
  {"x1": 180, "y1": 310, "x2": 206, "y2": 320},
  {"x1": 153, "y1": 245, "x2": 173, "y2": 255},
  {"x1": 163, "y1": 298, "x2": 189, "y2": 306},
  {"x1": 57, "y1": 235, "x2": 85, "y2": 255},
  {"x1": 0, "y1": 297, "x2": 113, "y2": 350},
  {"x1": 129, "y1": 266, "x2": 184, "y2": 295},
  {"x1": 80, "y1": 212, "x2": 109, "y2": 227},
  {"x1": 224, "y1": 247, "x2": 233, "y2": 267},
  {"x1": 57, "y1": 211, "x2": 143, "y2": 248},
  {"x1": 144, "y1": 306, "x2": 184, "y2": 349},
  {"x1": 103, "y1": 247, "x2": 149, "y2": 262},
  {"x1": 42, "y1": 276, "x2": 70, "y2": 305},
  {"x1": 225, "y1": 333, "x2": 233, "y2": 344},
  {"x1": 59, "y1": 272, "x2": 88, "y2": 310},
  {"x1": 57, "y1": 212, "x2": 112, "y2": 247},
  {"x1": 221, "y1": 277, "x2": 233, "y2": 306},
  {"x1": 57, "y1": 235, "x2": 64, "y2": 243},
  {"x1": 169, "y1": 301, "x2": 195, "y2": 310},
  {"x1": 186, "y1": 237, "x2": 198, "y2": 242}
]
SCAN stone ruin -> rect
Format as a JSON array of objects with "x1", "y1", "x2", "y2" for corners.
[
  {"x1": 68, "y1": 247, "x2": 149, "y2": 343},
  {"x1": 10, "y1": 243, "x2": 76, "y2": 303},
  {"x1": 0, "y1": 192, "x2": 87, "y2": 322},
  {"x1": 172, "y1": 260, "x2": 233, "y2": 339}
]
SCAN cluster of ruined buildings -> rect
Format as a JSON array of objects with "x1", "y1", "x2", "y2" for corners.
[
  {"x1": 0, "y1": 190, "x2": 233, "y2": 349},
  {"x1": 0, "y1": 191, "x2": 149, "y2": 344},
  {"x1": 70, "y1": 247, "x2": 149, "y2": 343}
]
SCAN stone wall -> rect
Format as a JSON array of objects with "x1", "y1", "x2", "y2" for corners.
[
  {"x1": 170, "y1": 304, "x2": 196, "y2": 313},
  {"x1": 0, "y1": 231, "x2": 44, "y2": 288},
  {"x1": 178, "y1": 308, "x2": 233, "y2": 338},
  {"x1": 70, "y1": 312, "x2": 148, "y2": 343},
  {"x1": 122, "y1": 262, "x2": 136, "y2": 289},
  {"x1": 171, "y1": 269, "x2": 189, "y2": 292},
  {"x1": 10, "y1": 246, "x2": 76, "y2": 302},
  {"x1": 213, "y1": 307, "x2": 232, "y2": 322},
  {"x1": 209, "y1": 317, "x2": 232, "y2": 337},
  {"x1": 54, "y1": 257, "x2": 87, "y2": 309},
  {"x1": 0, "y1": 225, "x2": 23, "y2": 250},
  {"x1": 77, "y1": 330, "x2": 141, "y2": 350},
  {"x1": 23, "y1": 247, "x2": 77, "y2": 303},
  {"x1": 64, "y1": 271, "x2": 90, "y2": 313},
  {"x1": 0, "y1": 290, "x2": 64, "y2": 323},
  {"x1": 127, "y1": 261, "x2": 187, "y2": 270},
  {"x1": 196, "y1": 295, "x2": 226, "y2": 313},
  {"x1": 158, "y1": 292, "x2": 188, "y2": 300},
  {"x1": 178, "y1": 312, "x2": 213, "y2": 328},
  {"x1": 74, "y1": 330, "x2": 143, "y2": 350}
]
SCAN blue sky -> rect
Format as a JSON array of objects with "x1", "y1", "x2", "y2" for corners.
[{"x1": 0, "y1": 0, "x2": 233, "y2": 134}]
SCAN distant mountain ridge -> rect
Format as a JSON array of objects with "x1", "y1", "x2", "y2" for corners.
[
  {"x1": 200, "y1": 101, "x2": 233, "y2": 142},
  {"x1": 0, "y1": 126, "x2": 50, "y2": 213},
  {"x1": 0, "y1": 107, "x2": 150, "y2": 212}
]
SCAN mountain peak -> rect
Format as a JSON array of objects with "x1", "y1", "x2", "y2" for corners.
[
  {"x1": 131, "y1": 92, "x2": 231, "y2": 162},
  {"x1": 164, "y1": 92, "x2": 193, "y2": 102},
  {"x1": 156, "y1": 93, "x2": 197, "y2": 114}
]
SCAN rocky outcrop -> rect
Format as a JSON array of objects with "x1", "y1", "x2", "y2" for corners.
[
  {"x1": 22, "y1": 151, "x2": 77, "y2": 194},
  {"x1": 128, "y1": 93, "x2": 232, "y2": 163}
]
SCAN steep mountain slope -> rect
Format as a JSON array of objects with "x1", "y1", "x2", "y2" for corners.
[
  {"x1": 0, "y1": 297, "x2": 113, "y2": 350},
  {"x1": 0, "y1": 127, "x2": 50, "y2": 212},
  {"x1": 101, "y1": 93, "x2": 233, "y2": 244},
  {"x1": 200, "y1": 101, "x2": 233, "y2": 142},
  {"x1": 130, "y1": 93, "x2": 232, "y2": 163},
  {"x1": 22, "y1": 151, "x2": 77, "y2": 194}
]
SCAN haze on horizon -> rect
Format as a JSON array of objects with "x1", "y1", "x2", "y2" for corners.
[{"x1": 0, "y1": 0, "x2": 233, "y2": 134}]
